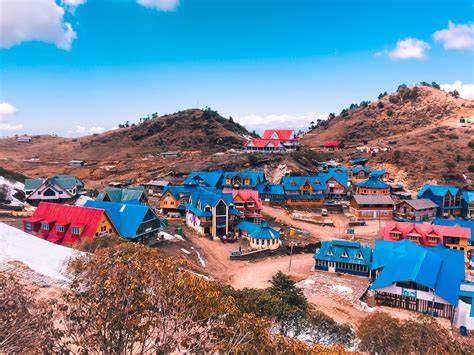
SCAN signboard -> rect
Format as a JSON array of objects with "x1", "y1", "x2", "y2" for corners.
[{"x1": 401, "y1": 288, "x2": 417, "y2": 298}]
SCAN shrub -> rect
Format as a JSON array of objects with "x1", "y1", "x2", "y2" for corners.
[
  {"x1": 377, "y1": 101, "x2": 384, "y2": 109},
  {"x1": 468, "y1": 165, "x2": 474, "y2": 173},
  {"x1": 386, "y1": 109, "x2": 394, "y2": 116}
]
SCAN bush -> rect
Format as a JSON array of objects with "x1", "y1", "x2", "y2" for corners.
[
  {"x1": 377, "y1": 101, "x2": 384, "y2": 109},
  {"x1": 468, "y1": 165, "x2": 474, "y2": 173},
  {"x1": 389, "y1": 95, "x2": 400, "y2": 104},
  {"x1": 386, "y1": 109, "x2": 394, "y2": 116},
  {"x1": 468, "y1": 140, "x2": 474, "y2": 149}
]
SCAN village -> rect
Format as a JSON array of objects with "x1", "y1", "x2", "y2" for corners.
[{"x1": 1, "y1": 128, "x2": 473, "y2": 337}]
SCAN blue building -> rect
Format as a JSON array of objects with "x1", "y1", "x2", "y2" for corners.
[
  {"x1": 462, "y1": 190, "x2": 474, "y2": 219},
  {"x1": 221, "y1": 171, "x2": 266, "y2": 189},
  {"x1": 235, "y1": 220, "x2": 281, "y2": 250},
  {"x1": 313, "y1": 240, "x2": 372, "y2": 276},
  {"x1": 371, "y1": 239, "x2": 464, "y2": 319},
  {"x1": 418, "y1": 184, "x2": 463, "y2": 218},
  {"x1": 84, "y1": 200, "x2": 161, "y2": 243},
  {"x1": 256, "y1": 182, "x2": 285, "y2": 202},
  {"x1": 355, "y1": 176, "x2": 391, "y2": 195},
  {"x1": 184, "y1": 171, "x2": 224, "y2": 188},
  {"x1": 432, "y1": 218, "x2": 474, "y2": 249}
]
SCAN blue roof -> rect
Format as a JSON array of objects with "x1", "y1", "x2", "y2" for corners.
[
  {"x1": 418, "y1": 184, "x2": 460, "y2": 198},
  {"x1": 370, "y1": 170, "x2": 386, "y2": 178},
  {"x1": 370, "y1": 239, "x2": 464, "y2": 305},
  {"x1": 186, "y1": 187, "x2": 236, "y2": 216},
  {"x1": 462, "y1": 190, "x2": 474, "y2": 204},
  {"x1": 221, "y1": 171, "x2": 266, "y2": 188},
  {"x1": 282, "y1": 171, "x2": 348, "y2": 192},
  {"x1": 256, "y1": 182, "x2": 285, "y2": 196},
  {"x1": 352, "y1": 167, "x2": 371, "y2": 174},
  {"x1": 432, "y1": 218, "x2": 474, "y2": 242},
  {"x1": 162, "y1": 185, "x2": 195, "y2": 200},
  {"x1": 249, "y1": 221, "x2": 280, "y2": 240},
  {"x1": 184, "y1": 171, "x2": 224, "y2": 187},
  {"x1": 84, "y1": 200, "x2": 160, "y2": 239},
  {"x1": 329, "y1": 167, "x2": 349, "y2": 173},
  {"x1": 356, "y1": 176, "x2": 391, "y2": 189},
  {"x1": 314, "y1": 240, "x2": 372, "y2": 267},
  {"x1": 236, "y1": 220, "x2": 261, "y2": 234}
]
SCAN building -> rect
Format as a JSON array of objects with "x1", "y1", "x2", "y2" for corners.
[
  {"x1": 68, "y1": 160, "x2": 86, "y2": 166},
  {"x1": 351, "y1": 167, "x2": 371, "y2": 180},
  {"x1": 432, "y1": 218, "x2": 474, "y2": 252},
  {"x1": 321, "y1": 140, "x2": 344, "y2": 151},
  {"x1": 380, "y1": 221, "x2": 471, "y2": 256},
  {"x1": 96, "y1": 186, "x2": 148, "y2": 204},
  {"x1": 160, "y1": 151, "x2": 181, "y2": 158},
  {"x1": 159, "y1": 186, "x2": 193, "y2": 215},
  {"x1": 221, "y1": 171, "x2": 266, "y2": 189},
  {"x1": 22, "y1": 202, "x2": 118, "y2": 246},
  {"x1": 370, "y1": 169, "x2": 390, "y2": 181},
  {"x1": 313, "y1": 240, "x2": 372, "y2": 277},
  {"x1": 462, "y1": 191, "x2": 474, "y2": 219},
  {"x1": 349, "y1": 194, "x2": 394, "y2": 220},
  {"x1": 394, "y1": 199, "x2": 438, "y2": 221},
  {"x1": 355, "y1": 176, "x2": 391, "y2": 195},
  {"x1": 16, "y1": 135, "x2": 32, "y2": 143},
  {"x1": 145, "y1": 180, "x2": 170, "y2": 196},
  {"x1": 256, "y1": 182, "x2": 285, "y2": 202},
  {"x1": 453, "y1": 281, "x2": 474, "y2": 331},
  {"x1": 224, "y1": 189, "x2": 263, "y2": 223},
  {"x1": 184, "y1": 171, "x2": 224, "y2": 188},
  {"x1": 418, "y1": 184, "x2": 463, "y2": 218},
  {"x1": 185, "y1": 188, "x2": 239, "y2": 238},
  {"x1": 371, "y1": 239, "x2": 464, "y2": 319},
  {"x1": 235, "y1": 220, "x2": 280, "y2": 250},
  {"x1": 282, "y1": 171, "x2": 348, "y2": 205},
  {"x1": 25, "y1": 174, "x2": 85, "y2": 205},
  {"x1": 84, "y1": 200, "x2": 161, "y2": 243},
  {"x1": 244, "y1": 129, "x2": 299, "y2": 153}
]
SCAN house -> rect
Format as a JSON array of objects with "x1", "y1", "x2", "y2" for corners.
[
  {"x1": 96, "y1": 186, "x2": 148, "y2": 204},
  {"x1": 321, "y1": 140, "x2": 343, "y2": 151},
  {"x1": 453, "y1": 281, "x2": 474, "y2": 331},
  {"x1": 159, "y1": 186, "x2": 193, "y2": 215},
  {"x1": 394, "y1": 199, "x2": 438, "y2": 221},
  {"x1": 25, "y1": 174, "x2": 85, "y2": 205},
  {"x1": 355, "y1": 176, "x2": 391, "y2": 195},
  {"x1": 184, "y1": 171, "x2": 224, "y2": 188},
  {"x1": 235, "y1": 220, "x2": 280, "y2": 250},
  {"x1": 185, "y1": 188, "x2": 240, "y2": 238},
  {"x1": 84, "y1": 200, "x2": 161, "y2": 243},
  {"x1": 221, "y1": 171, "x2": 266, "y2": 189},
  {"x1": 145, "y1": 180, "x2": 170, "y2": 196},
  {"x1": 244, "y1": 129, "x2": 299, "y2": 153},
  {"x1": 370, "y1": 239, "x2": 465, "y2": 319},
  {"x1": 313, "y1": 240, "x2": 372, "y2": 277},
  {"x1": 418, "y1": 184, "x2": 463, "y2": 218},
  {"x1": 22, "y1": 202, "x2": 118, "y2": 246},
  {"x1": 68, "y1": 160, "x2": 86, "y2": 166},
  {"x1": 349, "y1": 194, "x2": 394, "y2": 220},
  {"x1": 380, "y1": 221, "x2": 471, "y2": 257},
  {"x1": 282, "y1": 171, "x2": 348, "y2": 205},
  {"x1": 351, "y1": 167, "x2": 371, "y2": 180},
  {"x1": 16, "y1": 135, "x2": 32, "y2": 143},
  {"x1": 462, "y1": 191, "x2": 474, "y2": 219},
  {"x1": 223, "y1": 189, "x2": 263, "y2": 223},
  {"x1": 256, "y1": 182, "x2": 285, "y2": 202},
  {"x1": 370, "y1": 169, "x2": 390, "y2": 181},
  {"x1": 432, "y1": 218, "x2": 474, "y2": 251},
  {"x1": 160, "y1": 151, "x2": 181, "y2": 158}
]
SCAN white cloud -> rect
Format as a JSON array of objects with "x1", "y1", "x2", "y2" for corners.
[
  {"x1": 74, "y1": 125, "x2": 86, "y2": 134},
  {"x1": 0, "y1": 102, "x2": 18, "y2": 117},
  {"x1": 62, "y1": 0, "x2": 87, "y2": 13},
  {"x1": 234, "y1": 112, "x2": 328, "y2": 133},
  {"x1": 440, "y1": 80, "x2": 474, "y2": 100},
  {"x1": 0, "y1": 101, "x2": 23, "y2": 132},
  {"x1": 433, "y1": 21, "x2": 474, "y2": 50},
  {"x1": 89, "y1": 126, "x2": 105, "y2": 134},
  {"x1": 388, "y1": 38, "x2": 430, "y2": 60},
  {"x1": 136, "y1": 0, "x2": 179, "y2": 11},
  {"x1": 0, "y1": 0, "x2": 81, "y2": 50}
]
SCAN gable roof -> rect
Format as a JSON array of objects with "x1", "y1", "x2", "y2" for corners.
[
  {"x1": 432, "y1": 218, "x2": 474, "y2": 242},
  {"x1": 97, "y1": 186, "x2": 145, "y2": 203},
  {"x1": 185, "y1": 188, "x2": 238, "y2": 217},
  {"x1": 281, "y1": 171, "x2": 348, "y2": 192},
  {"x1": 418, "y1": 184, "x2": 460, "y2": 198},
  {"x1": 261, "y1": 129, "x2": 295, "y2": 140},
  {"x1": 25, "y1": 174, "x2": 84, "y2": 191},
  {"x1": 314, "y1": 240, "x2": 372, "y2": 266},
  {"x1": 356, "y1": 176, "x2": 391, "y2": 189},
  {"x1": 370, "y1": 239, "x2": 464, "y2": 305},
  {"x1": 223, "y1": 189, "x2": 263, "y2": 209},
  {"x1": 24, "y1": 178, "x2": 44, "y2": 191},
  {"x1": 462, "y1": 190, "x2": 474, "y2": 204},
  {"x1": 256, "y1": 182, "x2": 285, "y2": 195},
  {"x1": 84, "y1": 200, "x2": 160, "y2": 239},
  {"x1": 399, "y1": 198, "x2": 439, "y2": 210},
  {"x1": 352, "y1": 167, "x2": 371, "y2": 174},
  {"x1": 237, "y1": 221, "x2": 279, "y2": 239},
  {"x1": 24, "y1": 202, "x2": 108, "y2": 245},
  {"x1": 370, "y1": 170, "x2": 386, "y2": 178},
  {"x1": 244, "y1": 139, "x2": 284, "y2": 148},
  {"x1": 146, "y1": 180, "x2": 170, "y2": 187},
  {"x1": 162, "y1": 185, "x2": 195, "y2": 200},
  {"x1": 184, "y1": 171, "x2": 224, "y2": 187},
  {"x1": 352, "y1": 194, "x2": 394, "y2": 205},
  {"x1": 321, "y1": 140, "x2": 342, "y2": 147},
  {"x1": 380, "y1": 221, "x2": 471, "y2": 241},
  {"x1": 222, "y1": 171, "x2": 265, "y2": 188}
]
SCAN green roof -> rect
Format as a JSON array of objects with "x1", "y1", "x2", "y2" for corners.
[{"x1": 97, "y1": 186, "x2": 145, "y2": 203}]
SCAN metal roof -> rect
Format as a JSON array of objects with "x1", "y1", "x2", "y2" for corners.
[{"x1": 352, "y1": 194, "x2": 394, "y2": 205}]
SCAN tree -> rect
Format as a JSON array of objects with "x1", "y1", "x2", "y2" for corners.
[
  {"x1": 377, "y1": 101, "x2": 384, "y2": 109},
  {"x1": 431, "y1": 81, "x2": 441, "y2": 89},
  {"x1": 357, "y1": 312, "x2": 403, "y2": 353},
  {"x1": 450, "y1": 90, "x2": 460, "y2": 98}
]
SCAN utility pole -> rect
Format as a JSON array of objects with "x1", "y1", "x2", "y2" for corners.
[{"x1": 288, "y1": 243, "x2": 294, "y2": 273}]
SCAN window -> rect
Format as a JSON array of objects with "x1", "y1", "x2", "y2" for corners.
[
  {"x1": 72, "y1": 227, "x2": 81, "y2": 235},
  {"x1": 356, "y1": 252, "x2": 363, "y2": 260},
  {"x1": 216, "y1": 201, "x2": 226, "y2": 216},
  {"x1": 25, "y1": 222, "x2": 32, "y2": 232},
  {"x1": 57, "y1": 225, "x2": 65, "y2": 233},
  {"x1": 42, "y1": 223, "x2": 50, "y2": 230},
  {"x1": 326, "y1": 248, "x2": 333, "y2": 256},
  {"x1": 341, "y1": 250, "x2": 348, "y2": 258}
]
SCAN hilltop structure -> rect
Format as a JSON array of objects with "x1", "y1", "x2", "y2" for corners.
[{"x1": 244, "y1": 129, "x2": 299, "y2": 153}]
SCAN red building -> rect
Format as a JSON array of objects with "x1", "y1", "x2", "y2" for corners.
[
  {"x1": 23, "y1": 202, "x2": 118, "y2": 246},
  {"x1": 380, "y1": 221, "x2": 471, "y2": 253},
  {"x1": 224, "y1": 189, "x2": 263, "y2": 224},
  {"x1": 321, "y1": 140, "x2": 344, "y2": 151},
  {"x1": 244, "y1": 129, "x2": 299, "y2": 153}
]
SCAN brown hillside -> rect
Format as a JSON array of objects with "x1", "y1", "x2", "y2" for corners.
[{"x1": 301, "y1": 86, "x2": 474, "y2": 188}]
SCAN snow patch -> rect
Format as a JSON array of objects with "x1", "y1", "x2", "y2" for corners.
[
  {"x1": 0, "y1": 176, "x2": 24, "y2": 206},
  {"x1": 195, "y1": 250, "x2": 206, "y2": 267},
  {"x1": 180, "y1": 248, "x2": 191, "y2": 254},
  {"x1": 332, "y1": 285, "x2": 354, "y2": 295}
]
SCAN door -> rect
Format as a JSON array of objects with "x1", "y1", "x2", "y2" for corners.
[{"x1": 328, "y1": 261, "x2": 336, "y2": 272}]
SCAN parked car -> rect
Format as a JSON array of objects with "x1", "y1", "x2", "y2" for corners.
[
  {"x1": 321, "y1": 208, "x2": 328, "y2": 216},
  {"x1": 220, "y1": 232, "x2": 236, "y2": 243}
]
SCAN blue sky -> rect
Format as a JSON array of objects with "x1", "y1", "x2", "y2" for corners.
[{"x1": 0, "y1": 0, "x2": 473, "y2": 136}]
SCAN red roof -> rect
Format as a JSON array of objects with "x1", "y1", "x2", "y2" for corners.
[
  {"x1": 24, "y1": 202, "x2": 108, "y2": 246},
  {"x1": 380, "y1": 221, "x2": 471, "y2": 244},
  {"x1": 244, "y1": 139, "x2": 283, "y2": 148},
  {"x1": 261, "y1": 129, "x2": 295, "y2": 140},
  {"x1": 223, "y1": 189, "x2": 263, "y2": 210},
  {"x1": 322, "y1": 140, "x2": 342, "y2": 147}
]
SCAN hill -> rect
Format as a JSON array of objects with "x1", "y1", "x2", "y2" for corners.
[{"x1": 301, "y1": 85, "x2": 474, "y2": 188}]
